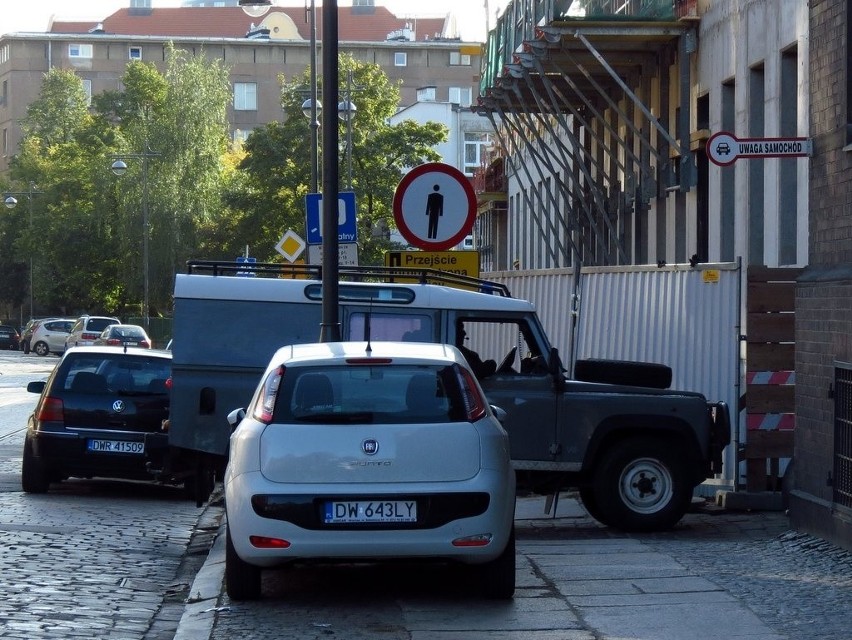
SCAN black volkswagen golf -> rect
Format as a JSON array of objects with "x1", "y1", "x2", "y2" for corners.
[{"x1": 21, "y1": 346, "x2": 172, "y2": 493}]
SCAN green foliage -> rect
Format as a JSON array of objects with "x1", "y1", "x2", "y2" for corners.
[
  {"x1": 223, "y1": 54, "x2": 446, "y2": 265},
  {"x1": 0, "y1": 52, "x2": 449, "y2": 319}
]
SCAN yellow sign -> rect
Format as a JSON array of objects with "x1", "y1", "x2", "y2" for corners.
[
  {"x1": 385, "y1": 250, "x2": 480, "y2": 279},
  {"x1": 702, "y1": 269, "x2": 720, "y2": 284}
]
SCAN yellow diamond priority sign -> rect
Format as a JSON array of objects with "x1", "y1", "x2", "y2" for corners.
[{"x1": 276, "y1": 230, "x2": 306, "y2": 263}]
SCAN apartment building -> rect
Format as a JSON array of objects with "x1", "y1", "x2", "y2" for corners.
[{"x1": 0, "y1": 2, "x2": 483, "y2": 174}]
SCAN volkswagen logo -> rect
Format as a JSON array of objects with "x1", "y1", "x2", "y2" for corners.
[
  {"x1": 112, "y1": 400, "x2": 126, "y2": 413},
  {"x1": 362, "y1": 439, "x2": 379, "y2": 455}
]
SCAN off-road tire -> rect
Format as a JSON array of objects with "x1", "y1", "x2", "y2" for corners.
[
  {"x1": 592, "y1": 437, "x2": 692, "y2": 532},
  {"x1": 578, "y1": 487, "x2": 610, "y2": 526},
  {"x1": 225, "y1": 526, "x2": 262, "y2": 601},
  {"x1": 21, "y1": 435, "x2": 50, "y2": 494}
]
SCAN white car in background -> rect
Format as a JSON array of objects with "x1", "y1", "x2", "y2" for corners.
[{"x1": 224, "y1": 341, "x2": 516, "y2": 601}]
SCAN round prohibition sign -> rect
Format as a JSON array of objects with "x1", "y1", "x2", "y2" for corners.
[{"x1": 392, "y1": 162, "x2": 477, "y2": 251}]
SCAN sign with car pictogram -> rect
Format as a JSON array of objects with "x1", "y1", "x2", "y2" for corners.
[
  {"x1": 392, "y1": 163, "x2": 477, "y2": 251},
  {"x1": 706, "y1": 131, "x2": 812, "y2": 166}
]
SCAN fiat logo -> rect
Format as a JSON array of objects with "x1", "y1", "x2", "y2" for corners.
[
  {"x1": 112, "y1": 400, "x2": 126, "y2": 413},
  {"x1": 362, "y1": 439, "x2": 379, "y2": 455}
]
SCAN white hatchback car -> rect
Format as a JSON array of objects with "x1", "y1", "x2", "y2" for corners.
[{"x1": 224, "y1": 341, "x2": 516, "y2": 601}]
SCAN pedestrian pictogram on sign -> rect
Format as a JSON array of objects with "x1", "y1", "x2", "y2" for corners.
[{"x1": 392, "y1": 162, "x2": 476, "y2": 251}]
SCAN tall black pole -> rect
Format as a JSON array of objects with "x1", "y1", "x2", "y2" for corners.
[
  {"x1": 319, "y1": 0, "x2": 340, "y2": 342},
  {"x1": 309, "y1": 0, "x2": 319, "y2": 194}
]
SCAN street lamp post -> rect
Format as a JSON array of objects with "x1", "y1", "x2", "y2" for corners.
[
  {"x1": 110, "y1": 146, "x2": 160, "y2": 332},
  {"x1": 337, "y1": 69, "x2": 357, "y2": 191},
  {"x1": 4, "y1": 182, "x2": 43, "y2": 322}
]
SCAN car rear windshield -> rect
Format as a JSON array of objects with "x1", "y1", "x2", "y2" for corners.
[
  {"x1": 272, "y1": 364, "x2": 468, "y2": 424},
  {"x1": 0, "y1": 327, "x2": 15, "y2": 336},
  {"x1": 57, "y1": 354, "x2": 171, "y2": 395},
  {"x1": 87, "y1": 318, "x2": 118, "y2": 332}
]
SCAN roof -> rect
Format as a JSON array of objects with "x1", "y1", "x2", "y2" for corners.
[
  {"x1": 49, "y1": 6, "x2": 456, "y2": 43},
  {"x1": 272, "y1": 341, "x2": 462, "y2": 366}
]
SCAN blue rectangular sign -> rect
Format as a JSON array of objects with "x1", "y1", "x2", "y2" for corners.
[{"x1": 305, "y1": 192, "x2": 357, "y2": 245}]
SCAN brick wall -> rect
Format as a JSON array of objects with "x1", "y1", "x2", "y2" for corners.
[{"x1": 793, "y1": 0, "x2": 852, "y2": 550}]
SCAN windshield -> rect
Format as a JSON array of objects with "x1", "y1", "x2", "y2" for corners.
[{"x1": 270, "y1": 364, "x2": 467, "y2": 424}]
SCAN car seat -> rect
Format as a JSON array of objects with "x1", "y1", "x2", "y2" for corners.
[{"x1": 294, "y1": 373, "x2": 334, "y2": 412}]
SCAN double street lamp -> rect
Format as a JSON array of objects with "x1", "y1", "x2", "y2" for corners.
[
  {"x1": 110, "y1": 146, "x2": 160, "y2": 332},
  {"x1": 4, "y1": 182, "x2": 43, "y2": 321}
]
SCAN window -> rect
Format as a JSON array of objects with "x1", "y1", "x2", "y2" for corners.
[
  {"x1": 234, "y1": 82, "x2": 257, "y2": 111},
  {"x1": 2, "y1": 128, "x2": 7, "y2": 156},
  {"x1": 450, "y1": 52, "x2": 471, "y2": 66},
  {"x1": 69, "y1": 43, "x2": 93, "y2": 58},
  {"x1": 81, "y1": 79, "x2": 92, "y2": 106},
  {"x1": 129, "y1": 47, "x2": 142, "y2": 60},
  {"x1": 1, "y1": 79, "x2": 6, "y2": 106},
  {"x1": 348, "y1": 313, "x2": 433, "y2": 342},
  {"x1": 394, "y1": 52, "x2": 407, "y2": 67},
  {"x1": 417, "y1": 86, "x2": 436, "y2": 102},
  {"x1": 463, "y1": 131, "x2": 492, "y2": 176},
  {"x1": 449, "y1": 87, "x2": 473, "y2": 107},
  {"x1": 233, "y1": 128, "x2": 252, "y2": 144},
  {"x1": 0, "y1": 44, "x2": 9, "y2": 65}
]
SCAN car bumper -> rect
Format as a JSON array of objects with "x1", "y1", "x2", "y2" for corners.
[
  {"x1": 225, "y1": 469, "x2": 516, "y2": 568},
  {"x1": 29, "y1": 429, "x2": 170, "y2": 481}
]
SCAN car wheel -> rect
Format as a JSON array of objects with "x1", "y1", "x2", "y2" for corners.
[
  {"x1": 578, "y1": 486, "x2": 610, "y2": 526},
  {"x1": 225, "y1": 526, "x2": 262, "y2": 601},
  {"x1": 33, "y1": 341, "x2": 50, "y2": 357},
  {"x1": 478, "y1": 527, "x2": 515, "y2": 599},
  {"x1": 592, "y1": 438, "x2": 692, "y2": 532},
  {"x1": 21, "y1": 435, "x2": 50, "y2": 494}
]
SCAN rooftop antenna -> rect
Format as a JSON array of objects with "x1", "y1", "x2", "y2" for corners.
[{"x1": 364, "y1": 298, "x2": 373, "y2": 354}]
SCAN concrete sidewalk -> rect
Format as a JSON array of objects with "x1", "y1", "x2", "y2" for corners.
[{"x1": 173, "y1": 494, "x2": 788, "y2": 640}]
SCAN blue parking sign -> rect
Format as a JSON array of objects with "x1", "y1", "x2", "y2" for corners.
[{"x1": 305, "y1": 192, "x2": 357, "y2": 245}]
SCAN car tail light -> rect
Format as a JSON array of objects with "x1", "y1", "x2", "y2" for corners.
[
  {"x1": 165, "y1": 377, "x2": 173, "y2": 390},
  {"x1": 252, "y1": 365, "x2": 284, "y2": 424},
  {"x1": 452, "y1": 533, "x2": 493, "y2": 547},
  {"x1": 36, "y1": 396, "x2": 64, "y2": 423},
  {"x1": 106, "y1": 338, "x2": 121, "y2": 346},
  {"x1": 139, "y1": 340, "x2": 150, "y2": 348},
  {"x1": 249, "y1": 535, "x2": 290, "y2": 549},
  {"x1": 455, "y1": 365, "x2": 487, "y2": 421},
  {"x1": 83, "y1": 332, "x2": 98, "y2": 340}
]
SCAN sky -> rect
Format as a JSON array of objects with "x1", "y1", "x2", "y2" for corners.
[{"x1": 0, "y1": 1, "x2": 509, "y2": 41}]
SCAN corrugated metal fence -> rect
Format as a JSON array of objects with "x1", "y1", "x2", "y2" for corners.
[{"x1": 485, "y1": 262, "x2": 741, "y2": 489}]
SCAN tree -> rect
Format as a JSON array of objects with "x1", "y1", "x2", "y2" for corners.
[
  {"x1": 225, "y1": 54, "x2": 446, "y2": 265},
  {"x1": 3, "y1": 48, "x2": 232, "y2": 319}
]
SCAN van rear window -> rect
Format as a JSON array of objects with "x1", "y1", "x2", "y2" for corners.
[{"x1": 304, "y1": 284, "x2": 415, "y2": 304}]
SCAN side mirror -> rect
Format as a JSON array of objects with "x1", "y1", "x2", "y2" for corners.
[
  {"x1": 490, "y1": 404, "x2": 507, "y2": 423},
  {"x1": 549, "y1": 348, "x2": 566, "y2": 392},
  {"x1": 26, "y1": 380, "x2": 46, "y2": 394},
  {"x1": 227, "y1": 407, "x2": 246, "y2": 431}
]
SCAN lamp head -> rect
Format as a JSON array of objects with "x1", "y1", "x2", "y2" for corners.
[
  {"x1": 337, "y1": 99, "x2": 357, "y2": 122},
  {"x1": 301, "y1": 98, "x2": 322, "y2": 120},
  {"x1": 239, "y1": 0, "x2": 272, "y2": 18},
  {"x1": 4, "y1": 195, "x2": 17, "y2": 209},
  {"x1": 111, "y1": 159, "x2": 128, "y2": 176}
]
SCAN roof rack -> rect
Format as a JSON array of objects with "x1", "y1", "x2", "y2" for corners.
[{"x1": 185, "y1": 260, "x2": 512, "y2": 297}]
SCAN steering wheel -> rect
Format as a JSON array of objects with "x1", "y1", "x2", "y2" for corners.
[{"x1": 496, "y1": 346, "x2": 517, "y2": 373}]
